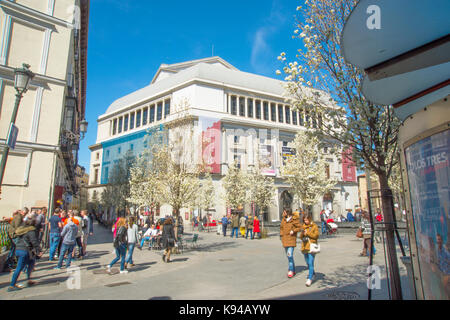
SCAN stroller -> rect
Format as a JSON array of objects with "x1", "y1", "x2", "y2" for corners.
[{"x1": 325, "y1": 219, "x2": 338, "y2": 235}]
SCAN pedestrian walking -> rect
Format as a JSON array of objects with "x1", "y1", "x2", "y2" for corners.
[
  {"x1": 36, "y1": 207, "x2": 47, "y2": 244},
  {"x1": 253, "y1": 215, "x2": 261, "y2": 239},
  {"x1": 359, "y1": 211, "x2": 376, "y2": 257},
  {"x1": 72, "y1": 211, "x2": 84, "y2": 260},
  {"x1": 230, "y1": 213, "x2": 239, "y2": 238},
  {"x1": 161, "y1": 217, "x2": 176, "y2": 263},
  {"x1": 245, "y1": 215, "x2": 254, "y2": 239},
  {"x1": 280, "y1": 208, "x2": 301, "y2": 278},
  {"x1": 107, "y1": 217, "x2": 128, "y2": 274},
  {"x1": 221, "y1": 215, "x2": 228, "y2": 237},
  {"x1": 7, "y1": 216, "x2": 42, "y2": 292},
  {"x1": 239, "y1": 214, "x2": 246, "y2": 237},
  {"x1": 299, "y1": 213, "x2": 319, "y2": 287},
  {"x1": 125, "y1": 216, "x2": 139, "y2": 268},
  {"x1": 80, "y1": 210, "x2": 90, "y2": 256},
  {"x1": 57, "y1": 210, "x2": 67, "y2": 258},
  {"x1": 48, "y1": 208, "x2": 63, "y2": 261},
  {"x1": 54, "y1": 212, "x2": 78, "y2": 270}
]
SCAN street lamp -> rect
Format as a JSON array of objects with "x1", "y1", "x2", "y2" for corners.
[{"x1": 0, "y1": 64, "x2": 34, "y2": 197}]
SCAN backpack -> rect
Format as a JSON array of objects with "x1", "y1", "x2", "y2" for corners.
[
  {"x1": 81, "y1": 217, "x2": 88, "y2": 229},
  {"x1": 113, "y1": 226, "x2": 127, "y2": 248}
]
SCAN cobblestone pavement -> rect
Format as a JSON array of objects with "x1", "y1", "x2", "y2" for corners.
[{"x1": 0, "y1": 222, "x2": 412, "y2": 300}]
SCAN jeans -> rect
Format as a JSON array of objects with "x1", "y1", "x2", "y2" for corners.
[
  {"x1": 109, "y1": 244, "x2": 127, "y2": 271},
  {"x1": 140, "y1": 237, "x2": 151, "y2": 248},
  {"x1": 253, "y1": 232, "x2": 260, "y2": 239},
  {"x1": 285, "y1": 247, "x2": 295, "y2": 272},
  {"x1": 75, "y1": 237, "x2": 83, "y2": 257},
  {"x1": 321, "y1": 221, "x2": 327, "y2": 234},
  {"x1": 125, "y1": 243, "x2": 136, "y2": 264},
  {"x1": 245, "y1": 229, "x2": 253, "y2": 239},
  {"x1": 57, "y1": 243, "x2": 75, "y2": 268},
  {"x1": 10, "y1": 250, "x2": 34, "y2": 287},
  {"x1": 222, "y1": 226, "x2": 227, "y2": 237},
  {"x1": 231, "y1": 227, "x2": 239, "y2": 238},
  {"x1": 303, "y1": 253, "x2": 316, "y2": 280},
  {"x1": 49, "y1": 233, "x2": 60, "y2": 260}
]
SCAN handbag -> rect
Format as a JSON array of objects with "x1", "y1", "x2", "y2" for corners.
[
  {"x1": 356, "y1": 228, "x2": 363, "y2": 238},
  {"x1": 309, "y1": 240, "x2": 320, "y2": 254}
]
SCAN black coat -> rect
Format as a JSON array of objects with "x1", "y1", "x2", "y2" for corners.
[
  {"x1": 15, "y1": 228, "x2": 41, "y2": 258},
  {"x1": 161, "y1": 224, "x2": 175, "y2": 249}
]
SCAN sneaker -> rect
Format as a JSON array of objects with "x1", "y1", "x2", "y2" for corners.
[
  {"x1": 106, "y1": 265, "x2": 111, "y2": 273},
  {"x1": 53, "y1": 266, "x2": 61, "y2": 270},
  {"x1": 287, "y1": 271, "x2": 295, "y2": 278},
  {"x1": 306, "y1": 279, "x2": 312, "y2": 287},
  {"x1": 7, "y1": 286, "x2": 22, "y2": 292},
  {"x1": 120, "y1": 270, "x2": 128, "y2": 274},
  {"x1": 137, "y1": 246, "x2": 142, "y2": 251},
  {"x1": 129, "y1": 263, "x2": 135, "y2": 267}
]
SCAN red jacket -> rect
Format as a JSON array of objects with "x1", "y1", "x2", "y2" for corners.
[{"x1": 253, "y1": 219, "x2": 260, "y2": 233}]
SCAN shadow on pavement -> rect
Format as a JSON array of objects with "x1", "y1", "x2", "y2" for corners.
[
  {"x1": 169, "y1": 258, "x2": 189, "y2": 263},
  {"x1": 129, "y1": 261, "x2": 157, "y2": 272},
  {"x1": 32, "y1": 276, "x2": 69, "y2": 287}
]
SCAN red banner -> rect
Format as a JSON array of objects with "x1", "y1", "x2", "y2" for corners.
[{"x1": 342, "y1": 147, "x2": 356, "y2": 182}]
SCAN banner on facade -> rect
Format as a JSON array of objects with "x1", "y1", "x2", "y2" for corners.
[
  {"x1": 405, "y1": 129, "x2": 449, "y2": 300},
  {"x1": 259, "y1": 145, "x2": 275, "y2": 176},
  {"x1": 342, "y1": 146, "x2": 357, "y2": 182},
  {"x1": 282, "y1": 146, "x2": 295, "y2": 165}
]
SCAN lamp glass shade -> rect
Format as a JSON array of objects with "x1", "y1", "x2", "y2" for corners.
[
  {"x1": 14, "y1": 70, "x2": 31, "y2": 93},
  {"x1": 79, "y1": 119, "x2": 88, "y2": 134}
]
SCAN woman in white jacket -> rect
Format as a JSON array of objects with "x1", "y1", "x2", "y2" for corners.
[{"x1": 125, "y1": 216, "x2": 140, "y2": 269}]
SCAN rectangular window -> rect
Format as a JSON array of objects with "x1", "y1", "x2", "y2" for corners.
[
  {"x1": 318, "y1": 113, "x2": 323, "y2": 129},
  {"x1": 118, "y1": 147, "x2": 121, "y2": 154},
  {"x1": 282, "y1": 141, "x2": 288, "y2": 147},
  {"x1": 143, "y1": 108, "x2": 148, "y2": 125},
  {"x1": 150, "y1": 105, "x2": 155, "y2": 123},
  {"x1": 239, "y1": 97, "x2": 245, "y2": 116},
  {"x1": 112, "y1": 119, "x2": 117, "y2": 135},
  {"x1": 124, "y1": 114, "x2": 129, "y2": 131},
  {"x1": 94, "y1": 169, "x2": 98, "y2": 184},
  {"x1": 231, "y1": 96, "x2": 237, "y2": 115},
  {"x1": 278, "y1": 104, "x2": 284, "y2": 123},
  {"x1": 234, "y1": 135, "x2": 240, "y2": 144},
  {"x1": 299, "y1": 109, "x2": 304, "y2": 126},
  {"x1": 263, "y1": 101, "x2": 269, "y2": 120},
  {"x1": 164, "y1": 99, "x2": 170, "y2": 118},
  {"x1": 130, "y1": 113, "x2": 135, "y2": 130},
  {"x1": 271, "y1": 103, "x2": 276, "y2": 121},
  {"x1": 305, "y1": 110, "x2": 310, "y2": 126},
  {"x1": 136, "y1": 110, "x2": 141, "y2": 128},
  {"x1": 285, "y1": 106, "x2": 291, "y2": 124},
  {"x1": 326, "y1": 165, "x2": 330, "y2": 179},
  {"x1": 255, "y1": 100, "x2": 261, "y2": 119},
  {"x1": 118, "y1": 117, "x2": 123, "y2": 133},
  {"x1": 130, "y1": 144, "x2": 134, "y2": 150},
  {"x1": 292, "y1": 110, "x2": 298, "y2": 125},
  {"x1": 157, "y1": 102, "x2": 163, "y2": 121},
  {"x1": 96, "y1": 152, "x2": 99, "y2": 160},
  {"x1": 312, "y1": 112, "x2": 317, "y2": 128},
  {"x1": 247, "y1": 98, "x2": 253, "y2": 118},
  {"x1": 106, "y1": 150, "x2": 110, "y2": 158},
  {"x1": 105, "y1": 167, "x2": 109, "y2": 182}
]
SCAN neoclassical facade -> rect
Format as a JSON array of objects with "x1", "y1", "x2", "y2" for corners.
[
  {"x1": 89, "y1": 57, "x2": 358, "y2": 222},
  {"x1": 0, "y1": 0, "x2": 89, "y2": 217}
]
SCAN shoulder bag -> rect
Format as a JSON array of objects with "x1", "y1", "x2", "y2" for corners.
[{"x1": 309, "y1": 240, "x2": 321, "y2": 254}]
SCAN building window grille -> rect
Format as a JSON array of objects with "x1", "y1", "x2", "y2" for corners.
[
  {"x1": 305, "y1": 110, "x2": 310, "y2": 127},
  {"x1": 112, "y1": 119, "x2": 117, "y2": 135},
  {"x1": 255, "y1": 100, "x2": 261, "y2": 119},
  {"x1": 278, "y1": 104, "x2": 284, "y2": 123},
  {"x1": 94, "y1": 169, "x2": 99, "y2": 184},
  {"x1": 124, "y1": 114, "x2": 129, "y2": 131},
  {"x1": 150, "y1": 105, "x2": 155, "y2": 123},
  {"x1": 157, "y1": 102, "x2": 163, "y2": 121},
  {"x1": 285, "y1": 106, "x2": 291, "y2": 124},
  {"x1": 263, "y1": 101, "x2": 269, "y2": 120},
  {"x1": 231, "y1": 96, "x2": 237, "y2": 115},
  {"x1": 164, "y1": 99, "x2": 170, "y2": 118},
  {"x1": 239, "y1": 97, "x2": 245, "y2": 116},
  {"x1": 130, "y1": 113, "x2": 135, "y2": 130},
  {"x1": 292, "y1": 110, "x2": 298, "y2": 125},
  {"x1": 271, "y1": 103, "x2": 276, "y2": 121},
  {"x1": 247, "y1": 98, "x2": 253, "y2": 118},
  {"x1": 118, "y1": 117, "x2": 123, "y2": 133},
  {"x1": 299, "y1": 109, "x2": 304, "y2": 126},
  {"x1": 143, "y1": 108, "x2": 148, "y2": 125},
  {"x1": 136, "y1": 110, "x2": 141, "y2": 128}
]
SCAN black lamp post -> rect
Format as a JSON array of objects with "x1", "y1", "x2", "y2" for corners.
[{"x1": 0, "y1": 64, "x2": 34, "y2": 197}]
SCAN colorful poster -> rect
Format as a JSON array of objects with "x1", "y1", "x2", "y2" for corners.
[
  {"x1": 405, "y1": 129, "x2": 449, "y2": 300},
  {"x1": 342, "y1": 146, "x2": 357, "y2": 182},
  {"x1": 282, "y1": 146, "x2": 295, "y2": 165},
  {"x1": 259, "y1": 145, "x2": 275, "y2": 176},
  {"x1": 200, "y1": 118, "x2": 221, "y2": 174}
]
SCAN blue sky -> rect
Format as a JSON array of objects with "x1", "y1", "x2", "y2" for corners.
[{"x1": 79, "y1": 0, "x2": 303, "y2": 172}]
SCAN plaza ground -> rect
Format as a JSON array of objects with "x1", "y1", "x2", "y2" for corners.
[{"x1": 0, "y1": 222, "x2": 413, "y2": 300}]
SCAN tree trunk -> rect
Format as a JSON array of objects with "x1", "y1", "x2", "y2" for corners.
[{"x1": 378, "y1": 173, "x2": 403, "y2": 300}]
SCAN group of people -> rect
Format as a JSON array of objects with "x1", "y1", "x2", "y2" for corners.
[
  {"x1": 222, "y1": 213, "x2": 261, "y2": 239},
  {"x1": 4, "y1": 207, "x2": 94, "y2": 292},
  {"x1": 280, "y1": 208, "x2": 319, "y2": 287},
  {"x1": 107, "y1": 215, "x2": 179, "y2": 273}
]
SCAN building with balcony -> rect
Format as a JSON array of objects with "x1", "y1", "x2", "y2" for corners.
[
  {"x1": 0, "y1": 0, "x2": 89, "y2": 217},
  {"x1": 88, "y1": 57, "x2": 358, "y2": 222}
]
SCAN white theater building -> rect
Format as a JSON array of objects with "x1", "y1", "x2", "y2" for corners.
[{"x1": 88, "y1": 57, "x2": 358, "y2": 222}]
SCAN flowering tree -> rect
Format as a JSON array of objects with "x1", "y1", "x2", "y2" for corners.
[
  {"x1": 281, "y1": 130, "x2": 335, "y2": 214},
  {"x1": 222, "y1": 161, "x2": 250, "y2": 211},
  {"x1": 195, "y1": 172, "x2": 215, "y2": 211},
  {"x1": 278, "y1": 0, "x2": 403, "y2": 298},
  {"x1": 248, "y1": 165, "x2": 275, "y2": 233}
]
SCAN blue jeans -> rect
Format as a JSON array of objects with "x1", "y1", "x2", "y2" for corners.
[
  {"x1": 10, "y1": 250, "x2": 34, "y2": 287},
  {"x1": 222, "y1": 226, "x2": 227, "y2": 236},
  {"x1": 303, "y1": 253, "x2": 316, "y2": 280},
  {"x1": 110, "y1": 244, "x2": 127, "y2": 271},
  {"x1": 285, "y1": 247, "x2": 295, "y2": 272},
  {"x1": 321, "y1": 221, "x2": 327, "y2": 234},
  {"x1": 49, "y1": 233, "x2": 60, "y2": 260},
  {"x1": 246, "y1": 229, "x2": 253, "y2": 239},
  {"x1": 231, "y1": 227, "x2": 239, "y2": 238},
  {"x1": 140, "y1": 237, "x2": 151, "y2": 248},
  {"x1": 58, "y1": 243, "x2": 75, "y2": 268},
  {"x1": 125, "y1": 243, "x2": 135, "y2": 264}
]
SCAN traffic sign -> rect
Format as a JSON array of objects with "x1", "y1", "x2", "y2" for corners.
[{"x1": 7, "y1": 123, "x2": 19, "y2": 149}]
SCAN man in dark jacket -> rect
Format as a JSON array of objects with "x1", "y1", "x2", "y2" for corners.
[{"x1": 7, "y1": 216, "x2": 42, "y2": 292}]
